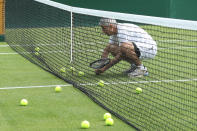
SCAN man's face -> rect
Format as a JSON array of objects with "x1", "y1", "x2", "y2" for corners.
[{"x1": 101, "y1": 25, "x2": 114, "y2": 36}]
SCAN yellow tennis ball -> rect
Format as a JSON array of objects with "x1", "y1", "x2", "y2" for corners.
[
  {"x1": 105, "y1": 118, "x2": 114, "y2": 126},
  {"x1": 78, "y1": 71, "x2": 84, "y2": 76},
  {"x1": 98, "y1": 80, "x2": 104, "y2": 87},
  {"x1": 103, "y1": 113, "x2": 111, "y2": 120},
  {"x1": 81, "y1": 120, "x2": 90, "y2": 129},
  {"x1": 99, "y1": 80, "x2": 104, "y2": 84},
  {"x1": 20, "y1": 99, "x2": 28, "y2": 106},
  {"x1": 55, "y1": 86, "x2": 62, "y2": 92},
  {"x1": 34, "y1": 52, "x2": 39, "y2": 56},
  {"x1": 60, "y1": 67, "x2": 66, "y2": 73},
  {"x1": 34, "y1": 47, "x2": 40, "y2": 52},
  {"x1": 70, "y1": 66, "x2": 75, "y2": 71},
  {"x1": 136, "y1": 87, "x2": 142, "y2": 94}
]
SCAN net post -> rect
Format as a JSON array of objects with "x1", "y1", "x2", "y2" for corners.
[
  {"x1": 0, "y1": 0, "x2": 5, "y2": 42},
  {"x1": 70, "y1": 11, "x2": 73, "y2": 63}
]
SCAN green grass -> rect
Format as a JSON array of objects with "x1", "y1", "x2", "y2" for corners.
[
  {"x1": 4, "y1": 25, "x2": 197, "y2": 130},
  {"x1": 0, "y1": 42, "x2": 134, "y2": 131}
]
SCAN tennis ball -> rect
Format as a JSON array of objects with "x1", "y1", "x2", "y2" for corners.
[
  {"x1": 20, "y1": 99, "x2": 28, "y2": 106},
  {"x1": 34, "y1": 52, "x2": 39, "y2": 56},
  {"x1": 60, "y1": 67, "x2": 66, "y2": 73},
  {"x1": 70, "y1": 66, "x2": 75, "y2": 71},
  {"x1": 78, "y1": 71, "x2": 84, "y2": 76},
  {"x1": 104, "y1": 113, "x2": 111, "y2": 120},
  {"x1": 136, "y1": 87, "x2": 142, "y2": 94},
  {"x1": 81, "y1": 120, "x2": 90, "y2": 129},
  {"x1": 105, "y1": 118, "x2": 114, "y2": 126},
  {"x1": 55, "y1": 85, "x2": 62, "y2": 92},
  {"x1": 98, "y1": 80, "x2": 104, "y2": 87},
  {"x1": 34, "y1": 47, "x2": 40, "y2": 52}
]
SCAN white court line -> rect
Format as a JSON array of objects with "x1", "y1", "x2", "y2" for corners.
[
  {"x1": 0, "y1": 52, "x2": 18, "y2": 55},
  {"x1": 1, "y1": 39, "x2": 197, "y2": 48},
  {"x1": 0, "y1": 42, "x2": 97, "y2": 48},
  {"x1": 0, "y1": 46, "x2": 197, "y2": 55},
  {"x1": 0, "y1": 84, "x2": 72, "y2": 90},
  {"x1": 79, "y1": 78, "x2": 197, "y2": 86},
  {"x1": 158, "y1": 39, "x2": 197, "y2": 42},
  {"x1": 1, "y1": 78, "x2": 196, "y2": 90},
  {"x1": 0, "y1": 43, "x2": 64, "y2": 47},
  {"x1": 0, "y1": 50, "x2": 67, "y2": 55},
  {"x1": 159, "y1": 46, "x2": 197, "y2": 50},
  {"x1": 0, "y1": 45, "x2": 9, "y2": 47}
]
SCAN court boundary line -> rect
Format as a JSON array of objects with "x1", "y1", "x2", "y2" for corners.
[
  {"x1": 79, "y1": 78, "x2": 197, "y2": 86},
  {"x1": 1, "y1": 78, "x2": 196, "y2": 90},
  {"x1": 0, "y1": 84, "x2": 72, "y2": 90},
  {"x1": 0, "y1": 45, "x2": 197, "y2": 55}
]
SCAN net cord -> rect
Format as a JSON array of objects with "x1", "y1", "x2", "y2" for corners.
[{"x1": 34, "y1": 0, "x2": 197, "y2": 31}]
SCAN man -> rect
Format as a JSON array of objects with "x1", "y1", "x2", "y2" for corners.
[{"x1": 95, "y1": 18, "x2": 157, "y2": 77}]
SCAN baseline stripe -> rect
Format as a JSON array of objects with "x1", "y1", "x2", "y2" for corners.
[
  {"x1": 1, "y1": 78, "x2": 195, "y2": 90},
  {"x1": 0, "y1": 45, "x2": 196, "y2": 55},
  {"x1": 79, "y1": 78, "x2": 197, "y2": 86},
  {"x1": 0, "y1": 84, "x2": 72, "y2": 90},
  {"x1": 0, "y1": 52, "x2": 18, "y2": 55}
]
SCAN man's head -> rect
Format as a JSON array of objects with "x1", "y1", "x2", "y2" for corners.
[{"x1": 99, "y1": 18, "x2": 117, "y2": 36}]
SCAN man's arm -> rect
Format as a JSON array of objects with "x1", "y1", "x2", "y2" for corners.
[
  {"x1": 95, "y1": 46, "x2": 122, "y2": 75},
  {"x1": 101, "y1": 44, "x2": 111, "y2": 59},
  {"x1": 102, "y1": 50, "x2": 121, "y2": 71}
]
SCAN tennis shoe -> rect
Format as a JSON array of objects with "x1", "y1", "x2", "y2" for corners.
[
  {"x1": 128, "y1": 66, "x2": 148, "y2": 77},
  {"x1": 123, "y1": 64, "x2": 137, "y2": 74}
]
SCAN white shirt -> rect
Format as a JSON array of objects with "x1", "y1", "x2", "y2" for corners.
[
  {"x1": 109, "y1": 23, "x2": 156, "y2": 46},
  {"x1": 109, "y1": 23, "x2": 157, "y2": 59}
]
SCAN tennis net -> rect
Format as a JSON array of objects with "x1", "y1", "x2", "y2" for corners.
[{"x1": 5, "y1": 0, "x2": 197, "y2": 130}]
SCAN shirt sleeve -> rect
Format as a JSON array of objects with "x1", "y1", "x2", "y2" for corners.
[{"x1": 109, "y1": 35, "x2": 119, "y2": 45}]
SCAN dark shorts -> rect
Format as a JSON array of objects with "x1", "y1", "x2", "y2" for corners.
[{"x1": 133, "y1": 42, "x2": 141, "y2": 58}]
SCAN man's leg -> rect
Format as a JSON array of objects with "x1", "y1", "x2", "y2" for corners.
[
  {"x1": 122, "y1": 63, "x2": 137, "y2": 74},
  {"x1": 121, "y1": 42, "x2": 147, "y2": 77},
  {"x1": 121, "y1": 42, "x2": 141, "y2": 66}
]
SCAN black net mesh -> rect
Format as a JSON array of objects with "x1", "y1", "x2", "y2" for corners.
[{"x1": 5, "y1": 0, "x2": 197, "y2": 130}]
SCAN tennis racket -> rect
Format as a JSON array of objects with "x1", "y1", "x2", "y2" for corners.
[{"x1": 89, "y1": 58, "x2": 110, "y2": 69}]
